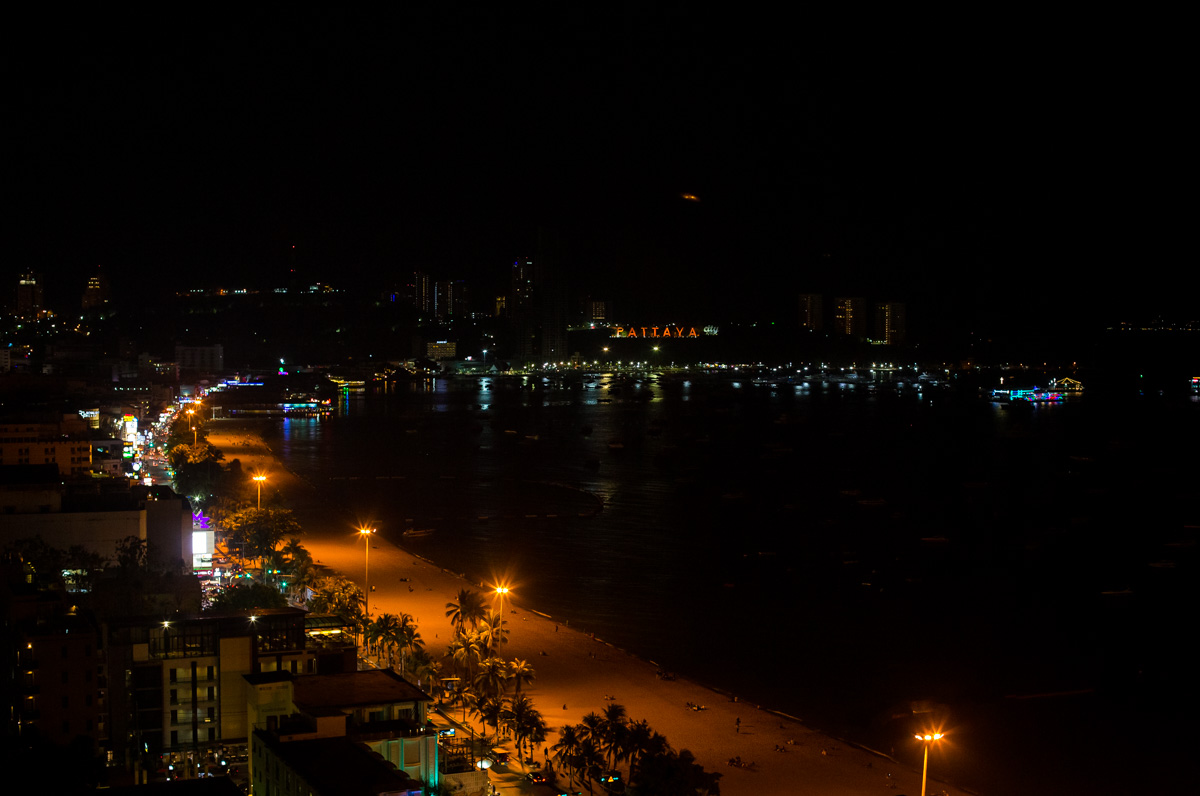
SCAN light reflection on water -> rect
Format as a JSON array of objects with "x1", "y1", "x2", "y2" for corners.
[{"x1": 270, "y1": 375, "x2": 1198, "y2": 796}]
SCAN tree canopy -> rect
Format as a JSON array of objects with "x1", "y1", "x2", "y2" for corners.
[
  {"x1": 209, "y1": 580, "x2": 288, "y2": 611},
  {"x1": 223, "y1": 507, "x2": 302, "y2": 561}
]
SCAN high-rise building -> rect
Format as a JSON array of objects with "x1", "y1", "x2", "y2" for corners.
[
  {"x1": 0, "y1": 422, "x2": 93, "y2": 476},
  {"x1": 435, "y1": 279, "x2": 471, "y2": 320},
  {"x1": 425, "y1": 341, "x2": 457, "y2": 360},
  {"x1": 874, "y1": 301, "x2": 906, "y2": 345},
  {"x1": 82, "y1": 268, "x2": 111, "y2": 311},
  {"x1": 833, "y1": 297, "x2": 867, "y2": 339},
  {"x1": 175, "y1": 344, "x2": 225, "y2": 375},
  {"x1": 15, "y1": 272, "x2": 45, "y2": 320},
  {"x1": 412, "y1": 272, "x2": 434, "y2": 318},
  {"x1": 584, "y1": 298, "x2": 610, "y2": 325},
  {"x1": 9, "y1": 604, "x2": 102, "y2": 749},
  {"x1": 103, "y1": 608, "x2": 357, "y2": 763},
  {"x1": 535, "y1": 229, "x2": 569, "y2": 365},
  {"x1": 508, "y1": 234, "x2": 569, "y2": 367},
  {"x1": 510, "y1": 258, "x2": 535, "y2": 318},
  {"x1": 510, "y1": 257, "x2": 538, "y2": 363},
  {"x1": 798, "y1": 293, "x2": 823, "y2": 331}
]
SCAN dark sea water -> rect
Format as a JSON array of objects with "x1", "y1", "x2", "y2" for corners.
[{"x1": 270, "y1": 374, "x2": 1198, "y2": 796}]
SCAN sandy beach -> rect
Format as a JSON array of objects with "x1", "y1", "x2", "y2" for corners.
[{"x1": 208, "y1": 419, "x2": 971, "y2": 795}]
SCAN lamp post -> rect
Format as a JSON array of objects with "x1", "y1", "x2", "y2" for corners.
[
  {"x1": 191, "y1": 426, "x2": 198, "y2": 446},
  {"x1": 494, "y1": 586, "x2": 510, "y2": 647},
  {"x1": 359, "y1": 527, "x2": 375, "y2": 617},
  {"x1": 914, "y1": 732, "x2": 944, "y2": 796},
  {"x1": 253, "y1": 475, "x2": 267, "y2": 510}
]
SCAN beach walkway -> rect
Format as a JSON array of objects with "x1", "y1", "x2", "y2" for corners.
[{"x1": 207, "y1": 421, "x2": 969, "y2": 796}]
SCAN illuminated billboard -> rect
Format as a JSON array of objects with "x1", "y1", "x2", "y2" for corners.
[{"x1": 611, "y1": 325, "x2": 702, "y2": 339}]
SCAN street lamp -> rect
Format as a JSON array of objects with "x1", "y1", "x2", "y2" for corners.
[
  {"x1": 494, "y1": 585, "x2": 510, "y2": 644},
  {"x1": 191, "y1": 426, "x2": 198, "y2": 446},
  {"x1": 253, "y1": 475, "x2": 267, "y2": 510},
  {"x1": 914, "y1": 732, "x2": 945, "y2": 796},
  {"x1": 359, "y1": 527, "x2": 376, "y2": 617}
]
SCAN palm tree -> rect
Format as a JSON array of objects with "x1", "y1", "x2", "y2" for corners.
[
  {"x1": 504, "y1": 696, "x2": 547, "y2": 763},
  {"x1": 372, "y1": 613, "x2": 402, "y2": 668},
  {"x1": 445, "y1": 588, "x2": 486, "y2": 635},
  {"x1": 281, "y1": 537, "x2": 310, "y2": 566},
  {"x1": 410, "y1": 650, "x2": 445, "y2": 701},
  {"x1": 474, "y1": 656, "x2": 510, "y2": 703},
  {"x1": 599, "y1": 702, "x2": 628, "y2": 771},
  {"x1": 525, "y1": 711, "x2": 548, "y2": 766},
  {"x1": 364, "y1": 616, "x2": 384, "y2": 659},
  {"x1": 474, "y1": 694, "x2": 508, "y2": 737},
  {"x1": 507, "y1": 659, "x2": 536, "y2": 696},
  {"x1": 577, "y1": 737, "x2": 606, "y2": 794},
  {"x1": 552, "y1": 724, "x2": 582, "y2": 787},
  {"x1": 396, "y1": 613, "x2": 424, "y2": 675},
  {"x1": 508, "y1": 694, "x2": 545, "y2": 763},
  {"x1": 453, "y1": 687, "x2": 479, "y2": 733},
  {"x1": 622, "y1": 718, "x2": 661, "y2": 782},
  {"x1": 477, "y1": 609, "x2": 508, "y2": 655},
  {"x1": 578, "y1": 711, "x2": 604, "y2": 746},
  {"x1": 446, "y1": 631, "x2": 483, "y2": 682}
]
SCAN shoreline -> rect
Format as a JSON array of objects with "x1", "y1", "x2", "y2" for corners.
[{"x1": 206, "y1": 418, "x2": 970, "y2": 796}]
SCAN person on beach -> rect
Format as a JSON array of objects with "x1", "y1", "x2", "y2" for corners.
[{"x1": 735, "y1": 717, "x2": 740, "y2": 733}]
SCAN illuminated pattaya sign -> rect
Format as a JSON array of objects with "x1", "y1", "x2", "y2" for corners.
[{"x1": 611, "y1": 326, "x2": 699, "y2": 339}]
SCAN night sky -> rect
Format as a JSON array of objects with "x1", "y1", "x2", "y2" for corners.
[{"x1": 8, "y1": 10, "x2": 1189, "y2": 336}]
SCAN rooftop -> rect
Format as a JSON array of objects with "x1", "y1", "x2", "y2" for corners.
[
  {"x1": 293, "y1": 669, "x2": 432, "y2": 711},
  {"x1": 254, "y1": 731, "x2": 423, "y2": 796}
]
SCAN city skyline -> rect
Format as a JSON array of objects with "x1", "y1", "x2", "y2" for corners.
[{"x1": 10, "y1": 11, "x2": 1191, "y2": 343}]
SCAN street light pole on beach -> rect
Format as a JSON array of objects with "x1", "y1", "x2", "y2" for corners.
[
  {"x1": 359, "y1": 527, "x2": 375, "y2": 617},
  {"x1": 253, "y1": 475, "x2": 267, "y2": 510},
  {"x1": 493, "y1": 585, "x2": 510, "y2": 649},
  {"x1": 914, "y1": 732, "x2": 944, "y2": 796}
]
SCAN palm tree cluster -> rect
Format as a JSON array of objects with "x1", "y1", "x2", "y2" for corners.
[
  {"x1": 444, "y1": 589, "x2": 510, "y2": 681},
  {"x1": 442, "y1": 589, "x2": 547, "y2": 758},
  {"x1": 551, "y1": 705, "x2": 719, "y2": 795},
  {"x1": 365, "y1": 612, "x2": 424, "y2": 673}
]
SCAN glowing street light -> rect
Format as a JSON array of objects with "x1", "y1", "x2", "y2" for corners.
[
  {"x1": 358, "y1": 526, "x2": 376, "y2": 617},
  {"x1": 191, "y1": 426, "x2": 198, "y2": 446},
  {"x1": 253, "y1": 475, "x2": 267, "y2": 510},
  {"x1": 914, "y1": 732, "x2": 945, "y2": 796},
  {"x1": 493, "y1": 585, "x2": 511, "y2": 646}
]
